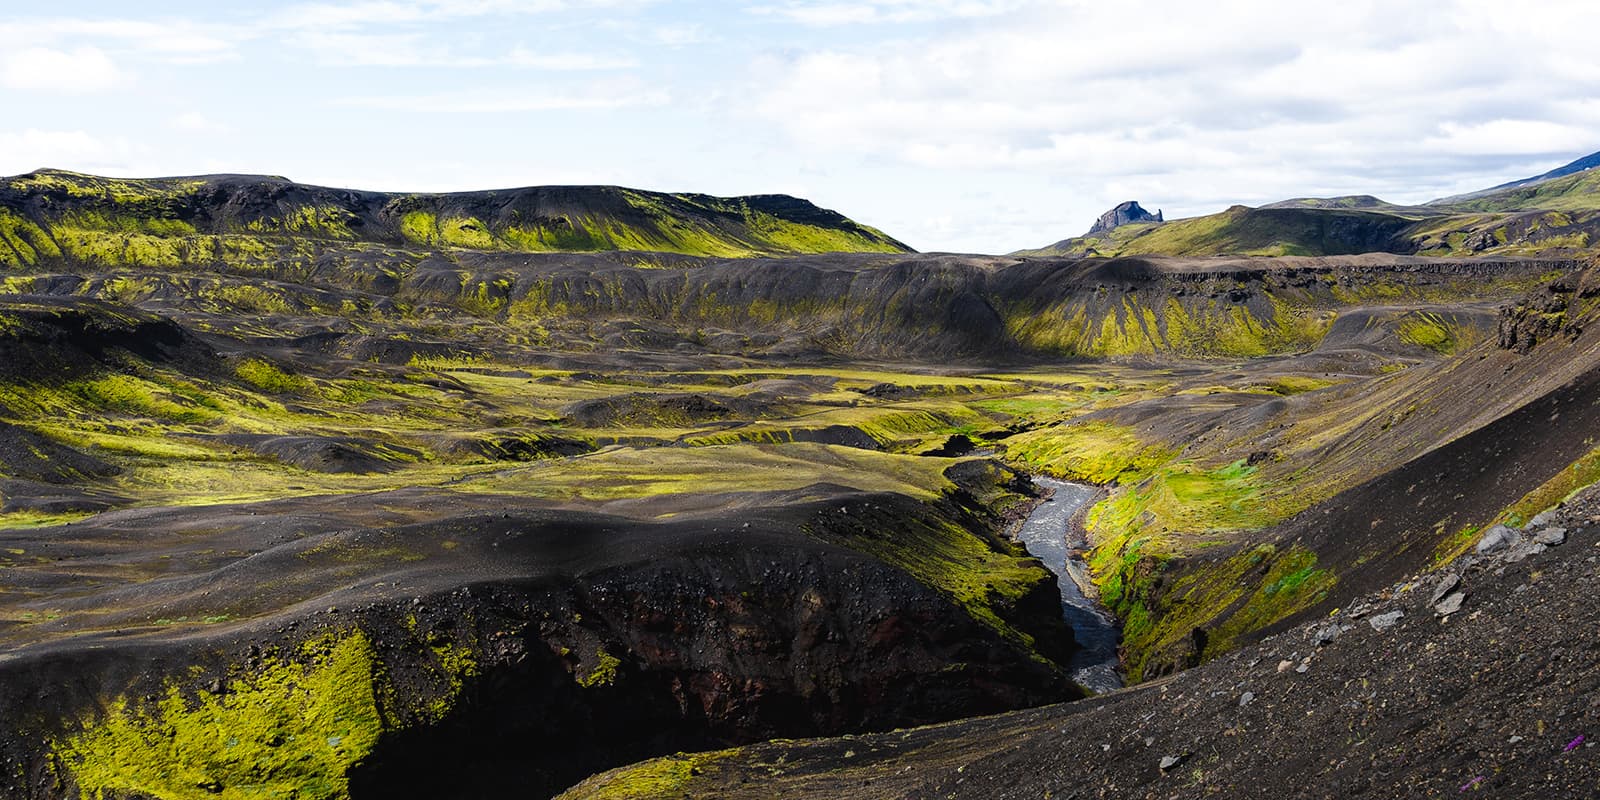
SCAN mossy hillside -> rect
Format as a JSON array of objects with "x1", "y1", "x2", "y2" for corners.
[
  {"x1": 812, "y1": 506, "x2": 1061, "y2": 659},
  {"x1": 472, "y1": 443, "x2": 959, "y2": 505},
  {"x1": 1395, "y1": 310, "x2": 1477, "y2": 355},
  {"x1": 54, "y1": 625, "x2": 488, "y2": 800},
  {"x1": 1019, "y1": 196, "x2": 1600, "y2": 259},
  {"x1": 2, "y1": 170, "x2": 911, "y2": 261},
  {"x1": 679, "y1": 403, "x2": 998, "y2": 451},
  {"x1": 995, "y1": 416, "x2": 1330, "y2": 678},
  {"x1": 1095, "y1": 540, "x2": 1333, "y2": 680},
  {"x1": 1001, "y1": 421, "x2": 1176, "y2": 484},
  {"x1": 1018, "y1": 206, "x2": 1421, "y2": 258},
  {"x1": 555, "y1": 751, "x2": 735, "y2": 800},
  {"x1": 1440, "y1": 168, "x2": 1600, "y2": 214},
  {"x1": 1490, "y1": 441, "x2": 1600, "y2": 532},
  {"x1": 1082, "y1": 462, "x2": 1330, "y2": 680},
  {"x1": 57, "y1": 632, "x2": 388, "y2": 800},
  {"x1": 1002, "y1": 292, "x2": 1336, "y2": 359},
  {"x1": 1407, "y1": 210, "x2": 1600, "y2": 257}
]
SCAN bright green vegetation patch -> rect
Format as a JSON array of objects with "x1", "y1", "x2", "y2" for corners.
[
  {"x1": 1020, "y1": 206, "x2": 1419, "y2": 259},
  {"x1": 57, "y1": 632, "x2": 386, "y2": 800},
  {"x1": 578, "y1": 648, "x2": 622, "y2": 689},
  {"x1": 1005, "y1": 294, "x2": 1334, "y2": 359},
  {"x1": 235, "y1": 358, "x2": 317, "y2": 395},
  {"x1": 681, "y1": 404, "x2": 995, "y2": 450},
  {"x1": 64, "y1": 375, "x2": 222, "y2": 424},
  {"x1": 1396, "y1": 311, "x2": 1467, "y2": 355},
  {"x1": 475, "y1": 444, "x2": 956, "y2": 504},
  {"x1": 390, "y1": 192, "x2": 905, "y2": 257},
  {"x1": 1001, "y1": 422, "x2": 1174, "y2": 484},
  {"x1": 1075, "y1": 457, "x2": 1309, "y2": 680},
  {"x1": 1443, "y1": 169, "x2": 1600, "y2": 214},
  {"x1": 558, "y1": 751, "x2": 734, "y2": 800}
]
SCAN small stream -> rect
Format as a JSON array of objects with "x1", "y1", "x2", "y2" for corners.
[{"x1": 1015, "y1": 476, "x2": 1124, "y2": 693}]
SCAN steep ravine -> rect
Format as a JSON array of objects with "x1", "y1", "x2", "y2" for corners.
[{"x1": 1013, "y1": 477, "x2": 1122, "y2": 694}]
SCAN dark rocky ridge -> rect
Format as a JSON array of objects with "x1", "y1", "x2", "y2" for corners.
[{"x1": 1087, "y1": 200, "x2": 1164, "y2": 234}]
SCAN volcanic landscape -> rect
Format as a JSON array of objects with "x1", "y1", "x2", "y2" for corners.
[{"x1": 2, "y1": 157, "x2": 1600, "y2": 799}]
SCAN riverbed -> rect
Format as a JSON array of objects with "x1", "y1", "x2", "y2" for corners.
[{"x1": 1015, "y1": 476, "x2": 1123, "y2": 693}]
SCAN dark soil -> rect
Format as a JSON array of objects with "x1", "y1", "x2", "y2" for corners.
[{"x1": 578, "y1": 490, "x2": 1600, "y2": 799}]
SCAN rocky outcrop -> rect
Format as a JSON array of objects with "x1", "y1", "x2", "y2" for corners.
[{"x1": 1086, "y1": 200, "x2": 1163, "y2": 235}]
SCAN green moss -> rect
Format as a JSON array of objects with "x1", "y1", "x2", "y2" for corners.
[
  {"x1": 57, "y1": 632, "x2": 386, "y2": 800},
  {"x1": 1492, "y1": 441, "x2": 1600, "y2": 533},
  {"x1": 811, "y1": 508, "x2": 1057, "y2": 658},
  {"x1": 65, "y1": 375, "x2": 220, "y2": 424},
  {"x1": 235, "y1": 359, "x2": 317, "y2": 395},
  {"x1": 578, "y1": 648, "x2": 622, "y2": 688},
  {"x1": 557, "y1": 751, "x2": 732, "y2": 800},
  {"x1": 1001, "y1": 422, "x2": 1174, "y2": 484},
  {"x1": 1396, "y1": 311, "x2": 1464, "y2": 354}
]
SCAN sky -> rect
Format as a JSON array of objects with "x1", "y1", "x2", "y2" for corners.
[{"x1": 2, "y1": 0, "x2": 1598, "y2": 254}]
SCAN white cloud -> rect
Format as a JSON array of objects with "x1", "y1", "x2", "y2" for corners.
[
  {"x1": 651, "y1": 23, "x2": 713, "y2": 46},
  {"x1": 170, "y1": 112, "x2": 234, "y2": 134},
  {"x1": 0, "y1": 19, "x2": 238, "y2": 64},
  {"x1": 752, "y1": 0, "x2": 1025, "y2": 25},
  {"x1": 284, "y1": 31, "x2": 634, "y2": 69},
  {"x1": 745, "y1": 0, "x2": 1600, "y2": 246},
  {"x1": 0, "y1": 129, "x2": 142, "y2": 174},
  {"x1": 1, "y1": 46, "x2": 125, "y2": 92},
  {"x1": 1423, "y1": 120, "x2": 1597, "y2": 157},
  {"x1": 264, "y1": 0, "x2": 643, "y2": 30},
  {"x1": 337, "y1": 87, "x2": 670, "y2": 113}
]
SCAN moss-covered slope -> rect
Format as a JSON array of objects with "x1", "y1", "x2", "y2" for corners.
[{"x1": 0, "y1": 169, "x2": 910, "y2": 264}]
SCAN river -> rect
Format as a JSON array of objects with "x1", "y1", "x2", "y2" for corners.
[{"x1": 1015, "y1": 476, "x2": 1124, "y2": 693}]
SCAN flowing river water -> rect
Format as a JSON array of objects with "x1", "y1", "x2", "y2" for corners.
[{"x1": 1015, "y1": 476, "x2": 1124, "y2": 693}]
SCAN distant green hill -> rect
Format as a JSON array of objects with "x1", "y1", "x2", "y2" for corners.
[
  {"x1": 0, "y1": 170, "x2": 911, "y2": 269},
  {"x1": 1014, "y1": 205, "x2": 1421, "y2": 258},
  {"x1": 1429, "y1": 167, "x2": 1600, "y2": 213},
  {"x1": 1019, "y1": 149, "x2": 1600, "y2": 258}
]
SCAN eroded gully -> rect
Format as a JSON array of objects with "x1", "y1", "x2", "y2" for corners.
[{"x1": 1015, "y1": 476, "x2": 1124, "y2": 693}]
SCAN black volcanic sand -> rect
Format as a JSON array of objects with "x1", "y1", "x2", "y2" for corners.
[
  {"x1": 0, "y1": 486, "x2": 1078, "y2": 799},
  {"x1": 563, "y1": 490, "x2": 1600, "y2": 799}
]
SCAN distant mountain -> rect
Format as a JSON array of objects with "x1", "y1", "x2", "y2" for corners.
[
  {"x1": 1261, "y1": 195, "x2": 1440, "y2": 217},
  {"x1": 1086, "y1": 201, "x2": 1163, "y2": 235},
  {"x1": 1017, "y1": 148, "x2": 1600, "y2": 259},
  {"x1": 1015, "y1": 205, "x2": 1418, "y2": 258},
  {"x1": 0, "y1": 169, "x2": 912, "y2": 264},
  {"x1": 1480, "y1": 150, "x2": 1600, "y2": 194},
  {"x1": 1428, "y1": 149, "x2": 1600, "y2": 213}
]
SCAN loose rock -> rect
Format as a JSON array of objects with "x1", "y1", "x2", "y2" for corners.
[
  {"x1": 1369, "y1": 610, "x2": 1404, "y2": 631},
  {"x1": 1428, "y1": 573, "x2": 1461, "y2": 606},
  {"x1": 1311, "y1": 624, "x2": 1345, "y2": 647},
  {"x1": 1534, "y1": 527, "x2": 1567, "y2": 546},
  {"x1": 1434, "y1": 592, "x2": 1466, "y2": 616},
  {"x1": 1475, "y1": 525, "x2": 1516, "y2": 554},
  {"x1": 1158, "y1": 754, "x2": 1186, "y2": 772},
  {"x1": 1502, "y1": 542, "x2": 1548, "y2": 564}
]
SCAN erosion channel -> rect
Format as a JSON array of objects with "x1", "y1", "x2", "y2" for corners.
[{"x1": 1016, "y1": 477, "x2": 1123, "y2": 693}]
